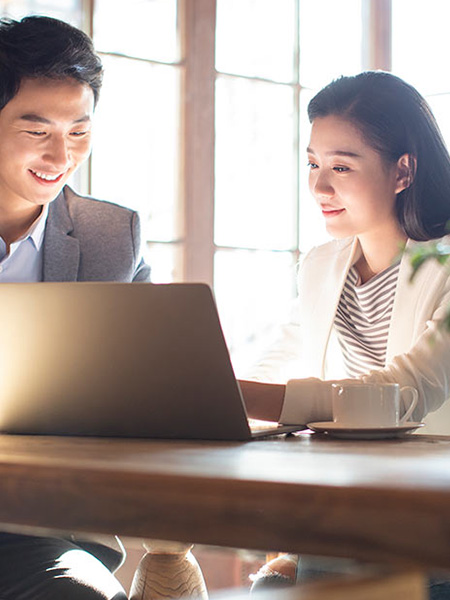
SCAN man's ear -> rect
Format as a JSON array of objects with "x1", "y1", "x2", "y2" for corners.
[{"x1": 395, "y1": 153, "x2": 417, "y2": 194}]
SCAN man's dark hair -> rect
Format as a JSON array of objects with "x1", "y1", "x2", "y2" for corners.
[{"x1": 0, "y1": 15, "x2": 103, "y2": 109}]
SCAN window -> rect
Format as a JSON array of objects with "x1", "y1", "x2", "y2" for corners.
[
  {"x1": 91, "y1": 0, "x2": 182, "y2": 284},
  {"x1": 0, "y1": 0, "x2": 447, "y2": 374},
  {"x1": 214, "y1": 0, "x2": 364, "y2": 373},
  {"x1": 0, "y1": 0, "x2": 83, "y2": 25},
  {"x1": 391, "y1": 0, "x2": 450, "y2": 147}
]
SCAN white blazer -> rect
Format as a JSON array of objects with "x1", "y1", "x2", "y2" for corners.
[{"x1": 251, "y1": 236, "x2": 450, "y2": 434}]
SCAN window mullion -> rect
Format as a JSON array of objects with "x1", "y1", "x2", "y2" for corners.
[
  {"x1": 79, "y1": 0, "x2": 95, "y2": 196},
  {"x1": 362, "y1": 0, "x2": 392, "y2": 71},
  {"x1": 82, "y1": 0, "x2": 94, "y2": 37},
  {"x1": 180, "y1": 0, "x2": 216, "y2": 286},
  {"x1": 293, "y1": 0, "x2": 300, "y2": 259}
]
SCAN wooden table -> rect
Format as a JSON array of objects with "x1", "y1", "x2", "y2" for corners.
[{"x1": 0, "y1": 431, "x2": 449, "y2": 598}]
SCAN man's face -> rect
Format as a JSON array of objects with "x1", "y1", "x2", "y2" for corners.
[{"x1": 0, "y1": 77, "x2": 94, "y2": 213}]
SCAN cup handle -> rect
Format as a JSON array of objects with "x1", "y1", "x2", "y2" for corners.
[
  {"x1": 399, "y1": 386, "x2": 418, "y2": 423},
  {"x1": 332, "y1": 384, "x2": 344, "y2": 396}
]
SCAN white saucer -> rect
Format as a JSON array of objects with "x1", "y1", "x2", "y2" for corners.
[{"x1": 307, "y1": 421, "x2": 424, "y2": 440}]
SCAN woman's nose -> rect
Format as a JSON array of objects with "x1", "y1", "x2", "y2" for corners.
[{"x1": 311, "y1": 170, "x2": 334, "y2": 198}]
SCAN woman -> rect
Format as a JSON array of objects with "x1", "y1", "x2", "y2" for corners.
[
  {"x1": 241, "y1": 70, "x2": 450, "y2": 434},
  {"x1": 242, "y1": 71, "x2": 450, "y2": 598}
]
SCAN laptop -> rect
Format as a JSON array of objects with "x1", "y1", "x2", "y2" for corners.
[{"x1": 0, "y1": 282, "x2": 304, "y2": 441}]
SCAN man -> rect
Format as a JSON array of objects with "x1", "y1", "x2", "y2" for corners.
[{"x1": 0, "y1": 14, "x2": 150, "y2": 599}]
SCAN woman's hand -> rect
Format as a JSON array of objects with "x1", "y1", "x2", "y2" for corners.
[{"x1": 238, "y1": 380, "x2": 286, "y2": 422}]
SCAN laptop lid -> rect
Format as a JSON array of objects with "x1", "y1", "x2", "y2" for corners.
[{"x1": 0, "y1": 282, "x2": 299, "y2": 441}]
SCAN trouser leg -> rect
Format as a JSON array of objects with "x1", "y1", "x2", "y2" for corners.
[
  {"x1": 429, "y1": 576, "x2": 450, "y2": 599},
  {"x1": 253, "y1": 553, "x2": 450, "y2": 599},
  {"x1": 0, "y1": 533, "x2": 127, "y2": 600},
  {"x1": 299, "y1": 556, "x2": 450, "y2": 599}
]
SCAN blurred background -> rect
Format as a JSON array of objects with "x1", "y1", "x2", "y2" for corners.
[
  {"x1": 2, "y1": 0, "x2": 449, "y2": 377},
  {"x1": 2, "y1": 0, "x2": 449, "y2": 591}
]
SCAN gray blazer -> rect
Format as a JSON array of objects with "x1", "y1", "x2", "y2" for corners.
[{"x1": 43, "y1": 186, "x2": 150, "y2": 282}]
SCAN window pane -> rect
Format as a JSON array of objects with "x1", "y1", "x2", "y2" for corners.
[
  {"x1": 392, "y1": 0, "x2": 450, "y2": 95},
  {"x1": 0, "y1": 0, "x2": 82, "y2": 24},
  {"x1": 214, "y1": 249, "x2": 297, "y2": 376},
  {"x1": 216, "y1": 0, "x2": 296, "y2": 82},
  {"x1": 91, "y1": 55, "x2": 181, "y2": 243},
  {"x1": 94, "y1": 0, "x2": 179, "y2": 63},
  {"x1": 427, "y1": 94, "x2": 450, "y2": 150},
  {"x1": 215, "y1": 76, "x2": 297, "y2": 250},
  {"x1": 144, "y1": 242, "x2": 182, "y2": 283},
  {"x1": 299, "y1": 0, "x2": 363, "y2": 90}
]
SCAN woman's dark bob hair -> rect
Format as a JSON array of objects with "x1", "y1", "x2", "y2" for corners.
[{"x1": 308, "y1": 71, "x2": 450, "y2": 241}]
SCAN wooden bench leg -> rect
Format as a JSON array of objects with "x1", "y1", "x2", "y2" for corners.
[{"x1": 130, "y1": 541, "x2": 208, "y2": 599}]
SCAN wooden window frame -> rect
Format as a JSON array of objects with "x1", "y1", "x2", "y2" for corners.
[{"x1": 86, "y1": 0, "x2": 393, "y2": 288}]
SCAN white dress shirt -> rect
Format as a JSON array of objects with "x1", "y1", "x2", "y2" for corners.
[{"x1": 0, "y1": 205, "x2": 49, "y2": 283}]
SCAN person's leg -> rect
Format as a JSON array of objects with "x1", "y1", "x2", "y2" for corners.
[
  {"x1": 75, "y1": 539, "x2": 125, "y2": 573},
  {"x1": 429, "y1": 576, "x2": 450, "y2": 599},
  {"x1": 252, "y1": 554, "x2": 450, "y2": 599},
  {"x1": 250, "y1": 554, "x2": 297, "y2": 592},
  {"x1": 0, "y1": 533, "x2": 127, "y2": 600}
]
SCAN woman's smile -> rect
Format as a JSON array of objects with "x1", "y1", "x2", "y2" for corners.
[{"x1": 320, "y1": 205, "x2": 345, "y2": 218}]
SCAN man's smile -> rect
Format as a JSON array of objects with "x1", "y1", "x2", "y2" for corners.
[{"x1": 29, "y1": 169, "x2": 65, "y2": 183}]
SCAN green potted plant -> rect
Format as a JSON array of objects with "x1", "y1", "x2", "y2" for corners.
[{"x1": 409, "y1": 234, "x2": 450, "y2": 330}]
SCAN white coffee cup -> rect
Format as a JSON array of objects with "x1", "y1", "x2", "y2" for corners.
[{"x1": 331, "y1": 382, "x2": 418, "y2": 428}]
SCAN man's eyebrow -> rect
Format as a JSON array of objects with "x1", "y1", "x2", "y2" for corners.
[
  {"x1": 73, "y1": 115, "x2": 92, "y2": 124},
  {"x1": 16, "y1": 113, "x2": 91, "y2": 124},
  {"x1": 307, "y1": 146, "x2": 362, "y2": 159},
  {"x1": 17, "y1": 114, "x2": 52, "y2": 124}
]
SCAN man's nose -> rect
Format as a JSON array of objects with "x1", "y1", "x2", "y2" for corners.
[{"x1": 42, "y1": 135, "x2": 70, "y2": 170}]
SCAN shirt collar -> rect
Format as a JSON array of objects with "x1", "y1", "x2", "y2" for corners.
[{"x1": 21, "y1": 203, "x2": 49, "y2": 251}]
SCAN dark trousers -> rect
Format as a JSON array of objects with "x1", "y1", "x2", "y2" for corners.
[
  {"x1": 252, "y1": 555, "x2": 450, "y2": 599},
  {"x1": 0, "y1": 533, "x2": 127, "y2": 599},
  {"x1": 298, "y1": 556, "x2": 450, "y2": 600}
]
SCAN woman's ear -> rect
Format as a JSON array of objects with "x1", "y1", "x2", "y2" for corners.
[{"x1": 395, "y1": 153, "x2": 417, "y2": 194}]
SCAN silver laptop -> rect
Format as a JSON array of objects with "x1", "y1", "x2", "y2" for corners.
[{"x1": 0, "y1": 282, "x2": 303, "y2": 441}]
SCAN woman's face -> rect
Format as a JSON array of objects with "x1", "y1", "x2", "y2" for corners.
[{"x1": 307, "y1": 115, "x2": 406, "y2": 242}]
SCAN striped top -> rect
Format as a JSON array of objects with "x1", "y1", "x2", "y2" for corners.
[{"x1": 334, "y1": 262, "x2": 400, "y2": 378}]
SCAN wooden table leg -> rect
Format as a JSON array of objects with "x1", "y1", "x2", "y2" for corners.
[{"x1": 130, "y1": 541, "x2": 208, "y2": 599}]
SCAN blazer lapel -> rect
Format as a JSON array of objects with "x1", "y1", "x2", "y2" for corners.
[
  {"x1": 387, "y1": 237, "x2": 450, "y2": 361},
  {"x1": 318, "y1": 238, "x2": 359, "y2": 377},
  {"x1": 42, "y1": 190, "x2": 80, "y2": 282},
  {"x1": 298, "y1": 237, "x2": 359, "y2": 378}
]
